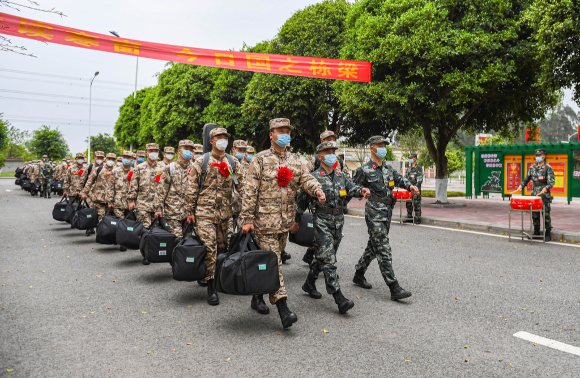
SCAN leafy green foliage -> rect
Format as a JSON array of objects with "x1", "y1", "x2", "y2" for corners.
[
  {"x1": 538, "y1": 105, "x2": 579, "y2": 143},
  {"x1": 115, "y1": 87, "x2": 153, "y2": 150},
  {"x1": 445, "y1": 147, "x2": 465, "y2": 174},
  {"x1": 85, "y1": 133, "x2": 119, "y2": 156},
  {"x1": 0, "y1": 113, "x2": 8, "y2": 151},
  {"x1": 25, "y1": 125, "x2": 69, "y2": 160}
]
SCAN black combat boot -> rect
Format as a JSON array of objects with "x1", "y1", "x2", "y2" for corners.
[
  {"x1": 47, "y1": 192, "x2": 51, "y2": 198},
  {"x1": 207, "y1": 279, "x2": 219, "y2": 306},
  {"x1": 251, "y1": 294, "x2": 270, "y2": 314},
  {"x1": 301, "y1": 274, "x2": 322, "y2": 299},
  {"x1": 197, "y1": 279, "x2": 208, "y2": 287},
  {"x1": 404, "y1": 213, "x2": 414, "y2": 223},
  {"x1": 281, "y1": 250, "x2": 291, "y2": 263},
  {"x1": 388, "y1": 281, "x2": 412, "y2": 301},
  {"x1": 545, "y1": 228, "x2": 552, "y2": 242},
  {"x1": 302, "y1": 247, "x2": 314, "y2": 265},
  {"x1": 415, "y1": 218, "x2": 421, "y2": 224},
  {"x1": 275, "y1": 298, "x2": 297, "y2": 329},
  {"x1": 119, "y1": 246, "x2": 127, "y2": 251},
  {"x1": 533, "y1": 225, "x2": 541, "y2": 236},
  {"x1": 352, "y1": 269, "x2": 372, "y2": 289},
  {"x1": 333, "y1": 290, "x2": 354, "y2": 314},
  {"x1": 43, "y1": 191, "x2": 47, "y2": 198},
  {"x1": 86, "y1": 228, "x2": 95, "y2": 235}
]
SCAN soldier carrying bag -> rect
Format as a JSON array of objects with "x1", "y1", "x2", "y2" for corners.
[
  {"x1": 96, "y1": 207, "x2": 121, "y2": 245},
  {"x1": 64, "y1": 195, "x2": 81, "y2": 223},
  {"x1": 139, "y1": 217, "x2": 178, "y2": 265},
  {"x1": 216, "y1": 232, "x2": 280, "y2": 296},
  {"x1": 52, "y1": 195, "x2": 69, "y2": 221},
  {"x1": 72, "y1": 199, "x2": 99, "y2": 230},
  {"x1": 172, "y1": 223, "x2": 207, "y2": 282},
  {"x1": 116, "y1": 210, "x2": 145, "y2": 250}
]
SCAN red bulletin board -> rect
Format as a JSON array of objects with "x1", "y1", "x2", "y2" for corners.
[{"x1": 504, "y1": 155, "x2": 522, "y2": 194}]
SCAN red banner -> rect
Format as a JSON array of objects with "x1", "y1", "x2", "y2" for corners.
[{"x1": 0, "y1": 12, "x2": 371, "y2": 82}]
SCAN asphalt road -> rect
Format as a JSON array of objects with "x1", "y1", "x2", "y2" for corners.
[{"x1": 0, "y1": 179, "x2": 579, "y2": 377}]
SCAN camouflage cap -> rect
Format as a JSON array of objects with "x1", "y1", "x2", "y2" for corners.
[
  {"x1": 117, "y1": 156, "x2": 123, "y2": 161},
  {"x1": 129, "y1": 151, "x2": 136, "y2": 158},
  {"x1": 246, "y1": 146, "x2": 255, "y2": 154},
  {"x1": 269, "y1": 118, "x2": 294, "y2": 131},
  {"x1": 316, "y1": 141, "x2": 339, "y2": 153},
  {"x1": 209, "y1": 127, "x2": 231, "y2": 138},
  {"x1": 178, "y1": 139, "x2": 195, "y2": 148},
  {"x1": 106, "y1": 153, "x2": 116, "y2": 159},
  {"x1": 146, "y1": 143, "x2": 159, "y2": 150},
  {"x1": 232, "y1": 140, "x2": 248, "y2": 148},
  {"x1": 320, "y1": 130, "x2": 336, "y2": 140},
  {"x1": 122, "y1": 150, "x2": 133, "y2": 157},
  {"x1": 535, "y1": 148, "x2": 546, "y2": 155},
  {"x1": 367, "y1": 136, "x2": 389, "y2": 145},
  {"x1": 75, "y1": 152, "x2": 85, "y2": 159},
  {"x1": 136, "y1": 150, "x2": 146, "y2": 157},
  {"x1": 409, "y1": 152, "x2": 418, "y2": 158},
  {"x1": 94, "y1": 151, "x2": 105, "y2": 158},
  {"x1": 164, "y1": 146, "x2": 174, "y2": 154},
  {"x1": 193, "y1": 144, "x2": 203, "y2": 154},
  {"x1": 42, "y1": 155, "x2": 48, "y2": 158}
]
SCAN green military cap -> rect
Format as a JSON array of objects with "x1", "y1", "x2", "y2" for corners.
[
  {"x1": 316, "y1": 141, "x2": 338, "y2": 153},
  {"x1": 367, "y1": 136, "x2": 389, "y2": 145},
  {"x1": 535, "y1": 148, "x2": 546, "y2": 155},
  {"x1": 409, "y1": 152, "x2": 418, "y2": 158}
]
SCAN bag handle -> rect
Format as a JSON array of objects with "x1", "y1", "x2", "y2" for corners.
[
  {"x1": 158, "y1": 217, "x2": 170, "y2": 232},
  {"x1": 226, "y1": 231, "x2": 245, "y2": 256},
  {"x1": 59, "y1": 195, "x2": 68, "y2": 203},
  {"x1": 125, "y1": 209, "x2": 138, "y2": 221},
  {"x1": 105, "y1": 207, "x2": 115, "y2": 216}
]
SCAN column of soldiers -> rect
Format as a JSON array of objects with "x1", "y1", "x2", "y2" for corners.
[{"x1": 32, "y1": 118, "x2": 424, "y2": 330}]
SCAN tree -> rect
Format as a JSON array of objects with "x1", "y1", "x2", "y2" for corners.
[
  {"x1": 0, "y1": 113, "x2": 8, "y2": 151},
  {"x1": 340, "y1": 0, "x2": 560, "y2": 203},
  {"x1": 445, "y1": 147, "x2": 465, "y2": 174},
  {"x1": 85, "y1": 133, "x2": 119, "y2": 156},
  {"x1": 537, "y1": 105, "x2": 579, "y2": 143},
  {"x1": 26, "y1": 125, "x2": 69, "y2": 160},
  {"x1": 115, "y1": 87, "x2": 153, "y2": 151}
]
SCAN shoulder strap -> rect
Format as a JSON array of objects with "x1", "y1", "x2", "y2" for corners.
[
  {"x1": 198, "y1": 152, "x2": 211, "y2": 195},
  {"x1": 96, "y1": 166, "x2": 104, "y2": 177},
  {"x1": 225, "y1": 153, "x2": 239, "y2": 185}
]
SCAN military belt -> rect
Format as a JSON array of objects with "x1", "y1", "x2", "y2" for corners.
[
  {"x1": 315, "y1": 207, "x2": 344, "y2": 215},
  {"x1": 369, "y1": 195, "x2": 393, "y2": 206}
]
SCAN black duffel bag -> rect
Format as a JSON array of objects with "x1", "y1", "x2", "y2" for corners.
[
  {"x1": 139, "y1": 217, "x2": 178, "y2": 265},
  {"x1": 116, "y1": 210, "x2": 145, "y2": 250},
  {"x1": 288, "y1": 211, "x2": 315, "y2": 247},
  {"x1": 172, "y1": 224, "x2": 207, "y2": 282},
  {"x1": 52, "y1": 195, "x2": 69, "y2": 221},
  {"x1": 51, "y1": 180, "x2": 63, "y2": 193},
  {"x1": 72, "y1": 199, "x2": 99, "y2": 230},
  {"x1": 96, "y1": 207, "x2": 120, "y2": 245},
  {"x1": 64, "y1": 196, "x2": 81, "y2": 224},
  {"x1": 21, "y1": 179, "x2": 31, "y2": 191},
  {"x1": 15, "y1": 178, "x2": 21, "y2": 186},
  {"x1": 216, "y1": 232, "x2": 280, "y2": 296}
]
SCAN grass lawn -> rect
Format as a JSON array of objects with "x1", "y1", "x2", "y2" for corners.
[
  {"x1": 0, "y1": 172, "x2": 16, "y2": 177},
  {"x1": 421, "y1": 190, "x2": 465, "y2": 197}
]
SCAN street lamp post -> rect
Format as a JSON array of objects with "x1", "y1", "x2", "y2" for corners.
[
  {"x1": 89, "y1": 71, "x2": 99, "y2": 164},
  {"x1": 110, "y1": 30, "x2": 137, "y2": 152}
]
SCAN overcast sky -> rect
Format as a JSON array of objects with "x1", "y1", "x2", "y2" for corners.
[{"x1": 1, "y1": 0, "x2": 578, "y2": 154}]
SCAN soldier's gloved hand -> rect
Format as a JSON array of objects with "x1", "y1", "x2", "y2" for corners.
[
  {"x1": 316, "y1": 190, "x2": 326, "y2": 204},
  {"x1": 290, "y1": 222, "x2": 299, "y2": 234},
  {"x1": 242, "y1": 224, "x2": 254, "y2": 235},
  {"x1": 154, "y1": 212, "x2": 162, "y2": 218},
  {"x1": 187, "y1": 215, "x2": 196, "y2": 224},
  {"x1": 129, "y1": 202, "x2": 136, "y2": 210},
  {"x1": 81, "y1": 195, "x2": 87, "y2": 200},
  {"x1": 361, "y1": 188, "x2": 371, "y2": 199}
]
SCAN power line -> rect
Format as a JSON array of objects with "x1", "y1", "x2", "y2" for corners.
[
  {"x1": 0, "y1": 68, "x2": 137, "y2": 87},
  {"x1": 0, "y1": 75, "x2": 149, "y2": 91},
  {"x1": 4, "y1": 114, "x2": 115, "y2": 123},
  {"x1": 0, "y1": 96, "x2": 121, "y2": 108},
  {"x1": 7, "y1": 117, "x2": 114, "y2": 126},
  {"x1": 0, "y1": 89, "x2": 122, "y2": 103},
  {"x1": 5, "y1": 120, "x2": 114, "y2": 128}
]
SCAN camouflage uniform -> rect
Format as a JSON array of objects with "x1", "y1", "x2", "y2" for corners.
[
  {"x1": 79, "y1": 151, "x2": 105, "y2": 206},
  {"x1": 296, "y1": 142, "x2": 363, "y2": 295},
  {"x1": 241, "y1": 146, "x2": 254, "y2": 170},
  {"x1": 240, "y1": 119, "x2": 322, "y2": 305},
  {"x1": 128, "y1": 144, "x2": 163, "y2": 228},
  {"x1": 230, "y1": 140, "x2": 248, "y2": 233},
  {"x1": 107, "y1": 153, "x2": 134, "y2": 219},
  {"x1": 63, "y1": 153, "x2": 88, "y2": 196},
  {"x1": 353, "y1": 138, "x2": 412, "y2": 286},
  {"x1": 307, "y1": 130, "x2": 350, "y2": 176},
  {"x1": 80, "y1": 153, "x2": 116, "y2": 220},
  {"x1": 404, "y1": 155, "x2": 423, "y2": 221},
  {"x1": 185, "y1": 130, "x2": 245, "y2": 282},
  {"x1": 155, "y1": 141, "x2": 195, "y2": 237},
  {"x1": 193, "y1": 144, "x2": 204, "y2": 161},
  {"x1": 39, "y1": 161, "x2": 54, "y2": 198},
  {"x1": 521, "y1": 152, "x2": 555, "y2": 230}
]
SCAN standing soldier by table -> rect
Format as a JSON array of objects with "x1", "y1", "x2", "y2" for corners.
[
  {"x1": 404, "y1": 152, "x2": 423, "y2": 224},
  {"x1": 81, "y1": 153, "x2": 116, "y2": 220},
  {"x1": 161, "y1": 146, "x2": 174, "y2": 167},
  {"x1": 240, "y1": 118, "x2": 325, "y2": 329},
  {"x1": 514, "y1": 148, "x2": 555, "y2": 241},
  {"x1": 128, "y1": 144, "x2": 162, "y2": 228},
  {"x1": 185, "y1": 128, "x2": 245, "y2": 306},
  {"x1": 351, "y1": 136, "x2": 419, "y2": 301},
  {"x1": 154, "y1": 140, "x2": 195, "y2": 237},
  {"x1": 294, "y1": 141, "x2": 370, "y2": 314},
  {"x1": 106, "y1": 151, "x2": 134, "y2": 251},
  {"x1": 39, "y1": 158, "x2": 54, "y2": 199}
]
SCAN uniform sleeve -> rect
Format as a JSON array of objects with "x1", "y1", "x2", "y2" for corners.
[
  {"x1": 80, "y1": 170, "x2": 97, "y2": 197},
  {"x1": 75, "y1": 168, "x2": 88, "y2": 194},
  {"x1": 63, "y1": 168, "x2": 70, "y2": 192},
  {"x1": 393, "y1": 168, "x2": 411, "y2": 190},
  {"x1": 239, "y1": 157, "x2": 262, "y2": 226},
  {"x1": 307, "y1": 156, "x2": 315, "y2": 173},
  {"x1": 345, "y1": 175, "x2": 363, "y2": 199},
  {"x1": 353, "y1": 166, "x2": 366, "y2": 187},
  {"x1": 184, "y1": 160, "x2": 202, "y2": 216},
  {"x1": 154, "y1": 165, "x2": 171, "y2": 213},
  {"x1": 234, "y1": 159, "x2": 245, "y2": 197},
  {"x1": 128, "y1": 167, "x2": 139, "y2": 203},
  {"x1": 546, "y1": 166, "x2": 555, "y2": 190},
  {"x1": 417, "y1": 166, "x2": 424, "y2": 185},
  {"x1": 298, "y1": 165, "x2": 322, "y2": 197}
]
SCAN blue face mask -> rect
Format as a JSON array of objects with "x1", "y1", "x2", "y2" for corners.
[
  {"x1": 235, "y1": 152, "x2": 245, "y2": 161},
  {"x1": 274, "y1": 134, "x2": 291, "y2": 147},
  {"x1": 409, "y1": 159, "x2": 414, "y2": 165},
  {"x1": 122, "y1": 158, "x2": 131, "y2": 166},
  {"x1": 181, "y1": 150, "x2": 193, "y2": 160},
  {"x1": 374, "y1": 147, "x2": 387, "y2": 159},
  {"x1": 137, "y1": 157, "x2": 145, "y2": 163},
  {"x1": 322, "y1": 154, "x2": 338, "y2": 167},
  {"x1": 246, "y1": 154, "x2": 253, "y2": 161},
  {"x1": 535, "y1": 156, "x2": 543, "y2": 163}
]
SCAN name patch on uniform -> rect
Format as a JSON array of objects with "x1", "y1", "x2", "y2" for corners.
[
  {"x1": 410, "y1": 174, "x2": 415, "y2": 178},
  {"x1": 159, "y1": 250, "x2": 166, "y2": 256},
  {"x1": 186, "y1": 257, "x2": 195, "y2": 263},
  {"x1": 127, "y1": 227, "x2": 134, "y2": 231},
  {"x1": 258, "y1": 264, "x2": 267, "y2": 270},
  {"x1": 538, "y1": 175, "x2": 544, "y2": 180},
  {"x1": 388, "y1": 179, "x2": 395, "y2": 188},
  {"x1": 339, "y1": 188, "x2": 347, "y2": 197},
  {"x1": 160, "y1": 243, "x2": 167, "y2": 247}
]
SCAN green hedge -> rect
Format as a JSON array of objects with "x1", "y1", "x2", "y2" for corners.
[{"x1": 421, "y1": 190, "x2": 465, "y2": 198}]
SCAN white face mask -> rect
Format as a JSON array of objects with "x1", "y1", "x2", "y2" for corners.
[
  {"x1": 117, "y1": 162, "x2": 123, "y2": 167},
  {"x1": 106, "y1": 160, "x2": 115, "y2": 167},
  {"x1": 95, "y1": 159, "x2": 103, "y2": 165},
  {"x1": 149, "y1": 152, "x2": 159, "y2": 160},
  {"x1": 165, "y1": 154, "x2": 174, "y2": 160},
  {"x1": 215, "y1": 139, "x2": 228, "y2": 151},
  {"x1": 77, "y1": 159, "x2": 84, "y2": 164}
]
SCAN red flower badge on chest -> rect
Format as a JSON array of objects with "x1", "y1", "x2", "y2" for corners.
[
  {"x1": 278, "y1": 167, "x2": 293, "y2": 187},
  {"x1": 210, "y1": 162, "x2": 231, "y2": 177},
  {"x1": 155, "y1": 171, "x2": 162, "y2": 183},
  {"x1": 78, "y1": 169, "x2": 84, "y2": 176},
  {"x1": 127, "y1": 171, "x2": 134, "y2": 180}
]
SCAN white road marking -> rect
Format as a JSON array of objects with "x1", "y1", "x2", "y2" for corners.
[{"x1": 514, "y1": 331, "x2": 580, "y2": 356}]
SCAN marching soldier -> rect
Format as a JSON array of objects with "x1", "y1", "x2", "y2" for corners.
[
  {"x1": 63, "y1": 153, "x2": 87, "y2": 199},
  {"x1": 294, "y1": 141, "x2": 370, "y2": 314},
  {"x1": 242, "y1": 146, "x2": 254, "y2": 168},
  {"x1": 81, "y1": 153, "x2": 116, "y2": 220},
  {"x1": 29, "y1": 160, "x2": 40, "y2": 196},
  {"x1": 106, "y1": 151, "x2": 134, "y2": 251},
  {"x1": 154, "y1": 140, "x2": 195, "y2": 237},
  {"x1": 128, "y1": 143, "x2": 162, "y2": 228},
  {"x1": 39, "y1": 158, "x2": 54, "y2": 198},
  {"x1": 514, "y1": 148, "x2": 555, "y2": 241},
  {"x1": 351, "y1": 136, "x2": 419, "y2": 301},
  {"x1": 240, "y1": 118, "x2": 325, "y2": 329},
  {"x1": 185, "y1": 128, "x2": 245, "y2": 306},
  {"x1": 116, "y1": 156, "x2": 123, "y2": 167},
  {"x1": 135, "y1": 150, "x2": 146, "y2": 166},
  {"x1": 79, "y1": 151, "x2": 105, "y2": 203},
  {"x1": 404, "y1": 152, "x2": 423, "y2": 224},
  {"x1": 161, "y1": 146, "x2": 175, "y2": 166},
  {"x1": 193, "y1": 144, "x2": 204, "y2": 160}
]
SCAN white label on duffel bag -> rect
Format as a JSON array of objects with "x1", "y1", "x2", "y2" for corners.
[
  {"x1": 60, "y1": 208, "x2": 65, "y2": 211},
  {"x1": 307, "y1": 223, "x2": 313, "y2": 227},
  {"x1": 186, "y1": 257, "x2": 195, "y2": 263},
  {"x1": 127, "y1": 227, "x2": 134, "y2": 231},
  {"x1": 159, "y1": 250, "x2": 166, "y2": 256},
  {"x1": 111, "y1": 221, "x2": 116, "y2": 225}
]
